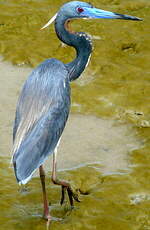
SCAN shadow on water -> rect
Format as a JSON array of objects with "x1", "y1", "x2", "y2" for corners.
[{"x1": 0, "y1": 0, "x2": 150, "y2": 229}]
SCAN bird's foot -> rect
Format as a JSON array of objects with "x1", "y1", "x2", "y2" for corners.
[
  {"x1": 43, "y1": 212, "x2": 51, "y2": 229},
  {"x1": 43, "y1": 213, "x2": 51, "y2": 220},
  {"x1": 51, "y1": 178, "x2": 80, "y2": 206},
  {"x1": 60, "y1": 185, "x2": 80, "y2": 206},
  {"x1": 42, "y1": 205, "x2": 51, "y2": 221}
]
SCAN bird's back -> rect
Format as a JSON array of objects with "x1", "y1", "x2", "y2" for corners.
[{"x1": 12, "y1": 58, "x2": 70, "y2": 184}]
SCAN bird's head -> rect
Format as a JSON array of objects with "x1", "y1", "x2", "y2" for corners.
[{"x1": 41, "y1": 1, "x2": 142, "y2": 30}]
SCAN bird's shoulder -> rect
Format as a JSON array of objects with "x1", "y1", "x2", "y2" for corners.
[
  {"x1": 31, "y1": 58, "x2": 68, "y2": 79},
  {"x1": 19, "y1": 58, "x2": 70, "y2": 107}
]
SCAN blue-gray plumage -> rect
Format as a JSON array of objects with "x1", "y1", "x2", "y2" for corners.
[
  {"x1": 12, "y1": 0, "x2": 142, "y2": 220},
  {"x1": 13, "y1": 59, "x2": 70, "y2": 183}
]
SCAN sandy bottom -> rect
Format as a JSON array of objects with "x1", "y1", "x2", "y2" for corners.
[
  {"x1": 45, "y1": 114, "x2": 140, "y2": 174},
  {"x1": 0, "y1": 57, "x2": 141, "y2": 177}
]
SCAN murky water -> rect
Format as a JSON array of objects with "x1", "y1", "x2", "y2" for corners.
[{"x1": 0, "y1": 0, "x2": 150, "y2": 229}]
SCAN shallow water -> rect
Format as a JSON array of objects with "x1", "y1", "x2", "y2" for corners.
[{"x1": 0, "y1": 0, "x2": 150, "y2": 229}]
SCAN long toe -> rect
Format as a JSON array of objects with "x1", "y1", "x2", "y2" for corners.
[
  {"x1": 67, "y1": 187, "x2": 80, "y2": 207},
  {"x1": 60, "y1": 185, "x2": 67, "y2": 205},
  {"x1": 60, "y1": 184, "x2": 80, "y2": 206}
]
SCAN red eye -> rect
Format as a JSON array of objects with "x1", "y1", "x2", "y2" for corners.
[{"x1": 77, "y1": 7, "x2": 84, "y2": 13}]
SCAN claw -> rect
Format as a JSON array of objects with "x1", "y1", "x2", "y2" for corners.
[
  {"x1": 60, "y1": 185, "x2": 80, "y2": 207},
  {"x1": 68, "y1": 187, "x2": 80, "y2": 204},
  {"x1": 60, "y1": 184, "x2": 80, "y2": 206},
  {"x1": 60, "y1": 185, "x2": 66, "y2": 205},
  {"x1": 67, "y1": 187, "x2": 74, "y2": 206},
  {"x1": 72, "y1": 190, "x2": 80, "y2": 203}
]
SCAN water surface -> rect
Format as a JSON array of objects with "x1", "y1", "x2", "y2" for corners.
[{"x1": 0, "y1": 0, "x2": 150, "y2": 229}]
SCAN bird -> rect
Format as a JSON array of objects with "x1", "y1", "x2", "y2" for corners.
[{"x1": 12, "y1": 0, "x2": 142, "y2": 221}]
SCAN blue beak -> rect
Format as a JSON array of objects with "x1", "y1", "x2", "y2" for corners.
[{"x1": 81, "y1": 7, "x2": 142, "y2": 21}]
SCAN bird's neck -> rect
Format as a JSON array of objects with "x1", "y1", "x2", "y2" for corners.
[{"x1": 55, "y1": 17, "x2": 92, "y2": 81}]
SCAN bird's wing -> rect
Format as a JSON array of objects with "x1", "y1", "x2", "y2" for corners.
[{"x1": 12, "y1": 59, "x2": 70, "y2": 184}]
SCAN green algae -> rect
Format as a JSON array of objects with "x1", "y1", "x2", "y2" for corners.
[
  {"x1": 0, "y1": 0, "x2": 149, "y2": 122},
  {"x1": 0, "y1": 0, "x2": 150, "y2": 229},
  {"x1": 0, "y1": 160, "x2": 150, "y2": 230}
]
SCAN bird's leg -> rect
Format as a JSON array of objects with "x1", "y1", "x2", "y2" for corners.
[
  {"x1": 39, "y1": 165, "x2": 51, "y2": 221},
  {"x1": 51, "y1": 151, "x2": 80, "y2": 206}
]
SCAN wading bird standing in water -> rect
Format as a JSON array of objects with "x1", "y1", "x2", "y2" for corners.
[{"x1": 12, "y1": 0, "x2": 141, "y2": 221}]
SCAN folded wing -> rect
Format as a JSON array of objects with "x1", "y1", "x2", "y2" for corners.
[{"x1": 12, "y1": 59, "x2": 70, "y2": 184}]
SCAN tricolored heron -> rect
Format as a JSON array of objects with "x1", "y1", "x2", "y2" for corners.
[{"x1": 12, "y1": 0, "x2": 141, "y2": 221}]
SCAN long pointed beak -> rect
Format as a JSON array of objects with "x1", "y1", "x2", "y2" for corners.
[{"x1": 81, "y1": 7, "x2": 142, "y2": 21}]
